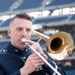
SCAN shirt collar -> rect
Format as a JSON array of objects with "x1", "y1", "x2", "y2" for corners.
[{"x1": 5, "y1": 42, "x2": 26, "y2": 56}]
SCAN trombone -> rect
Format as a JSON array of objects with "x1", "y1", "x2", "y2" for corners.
[
  {"x1": 21, "y1": 30, "x2": 74, "y2": 75},
  {"x1": 32, "y1": 30, "x2": 74, "y2": 60}
]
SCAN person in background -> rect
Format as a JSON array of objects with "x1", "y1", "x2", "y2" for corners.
[{"x1": 0, "y1": 13, "x2": 67, "y2": 75}]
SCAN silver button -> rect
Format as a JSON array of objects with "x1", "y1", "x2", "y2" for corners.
[
  {"x1": 23, "y1": 57, "x2": 26, "y2": 59},
  {"x1": 15, "y1": 49, "x2": 18, "y2": 52},
  {"x1": 2, "y1": 49, "x2": 7, "y2": 53}
]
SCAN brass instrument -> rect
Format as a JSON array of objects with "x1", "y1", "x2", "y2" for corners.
[
  {"x1": 21, "y1": 30, "x2": 74, "y2": 75},
  {"x1": 32, "y1": 30, "x2": 74, "y2": 60}
]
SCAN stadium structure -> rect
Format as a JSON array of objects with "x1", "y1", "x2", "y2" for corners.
[{"x1": 0, "y1": 0, "x2": 75, "y2": 75}]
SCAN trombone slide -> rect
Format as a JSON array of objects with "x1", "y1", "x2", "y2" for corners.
[{"x1": 27, "y1": 44, "x2": 61, "y2": 75}]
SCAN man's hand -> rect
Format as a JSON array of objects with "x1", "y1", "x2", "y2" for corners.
[{"x1": 20, "y1": 40, "x2": 48, "y2": 75}]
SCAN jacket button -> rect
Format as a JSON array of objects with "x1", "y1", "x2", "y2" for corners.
[{"x1": 2, "y1": 49, "x2": 7, "y2": 53}]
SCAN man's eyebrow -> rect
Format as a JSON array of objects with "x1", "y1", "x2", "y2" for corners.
[
  {"x1": 15, "y1": 27, "x2": 23, "y2": 30},
  {"x1": 16, "y1": 27, "x2": 23, "y2": 28}
]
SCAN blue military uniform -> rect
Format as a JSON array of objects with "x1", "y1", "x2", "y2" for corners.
[{"x1": 0, "y1": 42, "x2": 67, "y2": 75}]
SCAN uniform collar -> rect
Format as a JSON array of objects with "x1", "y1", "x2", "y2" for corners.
[{"x1": 5, "y1": 42, "x2": 26, "y2": 56}]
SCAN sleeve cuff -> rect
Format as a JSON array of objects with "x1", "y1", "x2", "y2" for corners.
[{"x1": 10, "y1": 70, "x2": 21, "y2": 75}]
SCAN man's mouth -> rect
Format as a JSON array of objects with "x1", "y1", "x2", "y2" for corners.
[{"x1": 21, "y1": 38, "x2": 26, "y2": 42}]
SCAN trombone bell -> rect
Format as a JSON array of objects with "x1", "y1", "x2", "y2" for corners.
[
  {"x1": 32, "y1": 30, "x2": 74, "y2": 60},
  {"x1": 47, "y1": 32, "x2": 74, "y2": 60}
]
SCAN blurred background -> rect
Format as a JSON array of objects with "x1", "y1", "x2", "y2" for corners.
[{"x1": 0, "y1": 0, "x2": 75, "y2": 75}]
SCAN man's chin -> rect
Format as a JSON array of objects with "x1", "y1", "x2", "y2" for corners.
[
  {"x1": 21, "y1": 44, "x2": 27, "y2": 48},
  {"x1": 19, "y1": 46, "x2": 26, "y2": 51}
]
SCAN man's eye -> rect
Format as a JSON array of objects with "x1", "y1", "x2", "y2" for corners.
[
  {"x1": 26, "y1": 29, "x2": 31, "y2": 32},
  {"x1": 17, "y1": 28, "x2": 22, "y2": 31}
]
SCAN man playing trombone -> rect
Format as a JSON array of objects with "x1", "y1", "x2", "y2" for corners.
[{"x1": 0, "y1": 13, "x2": 67, "y2": 75}]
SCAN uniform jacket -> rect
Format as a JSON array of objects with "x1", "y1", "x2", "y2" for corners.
[{"x1": 0, "y1": 42, "x2": 67, "y2": 75}]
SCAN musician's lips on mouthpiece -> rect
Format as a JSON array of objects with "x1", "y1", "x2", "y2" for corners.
[{"x1": 21, "y1": 38, "x2": 26, "y2": 42}]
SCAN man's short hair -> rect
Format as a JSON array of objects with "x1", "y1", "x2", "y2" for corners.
[{"x1": 11, "y1": 13, "x2": 32, "y2": 22}]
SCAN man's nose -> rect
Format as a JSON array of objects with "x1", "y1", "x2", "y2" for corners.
[{"x1": 22, "y1": 30, "x2": 27, "y2": 37}]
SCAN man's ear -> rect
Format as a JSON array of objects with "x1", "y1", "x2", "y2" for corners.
[{"x1": 7, "y1": 29, "x2": 11, "y2": 37}]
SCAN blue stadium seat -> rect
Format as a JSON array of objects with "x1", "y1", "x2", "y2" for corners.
[
  {"x1": 45, "y1": 0, "x2": 75, "y2": 7},
  {"x1": 14, "y1": 0, "x2": 44, "y2": 11},
  {"x1": 0, "y1": 0, "x2": 75, "y2": 13},
  {"x1": 0, "y1": 19, "x2": 10, "y2": 28},
  {"x1": 0, "y1": 0, "x2": 16, "y2": 12},
  {"x1": 70, "y1": 14, "x2": 75, "y2": 20},
  {"x1": 0, "y1": 42, "x2": 9, "y2": 50},
  {"x1": 33, "y1": 15, "x2": 69, "y2": 25}
]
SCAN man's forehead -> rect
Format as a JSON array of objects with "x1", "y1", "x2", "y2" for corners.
[{"x1": 10, "y1": 18, "x2": 32, "y2": 26}]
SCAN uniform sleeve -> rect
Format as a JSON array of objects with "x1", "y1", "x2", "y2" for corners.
[
  {"x1": 0, "y1": 69, "x2": 21, "y2": 75},
  {"x1": 43, "y1": 50, "x2": 67, "y2": 75},
  {"x1": 0, "y1": 67, "x2": 5, "y2": 75},
  {"x1": 10, "y1": 70, "x2": 21, "y2": 75}
]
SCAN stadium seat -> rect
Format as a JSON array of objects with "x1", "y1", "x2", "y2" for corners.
[
  {"x1": 14, "y1": 0, "x2": 44, "y2": 11},
  {"x1": 0, "y1": 41, "x2": 9, "y2": 50},
  {"x1": 45, "y1": 0, "x2": 75, "y2": 8},
  {"x1": 33, "y1": 15, "x2": 69, "y2": 25}
]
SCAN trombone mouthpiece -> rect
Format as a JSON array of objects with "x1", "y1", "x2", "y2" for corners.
[{"x1": 21, "y1": 38, "x2": 26, "y2": 42}]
